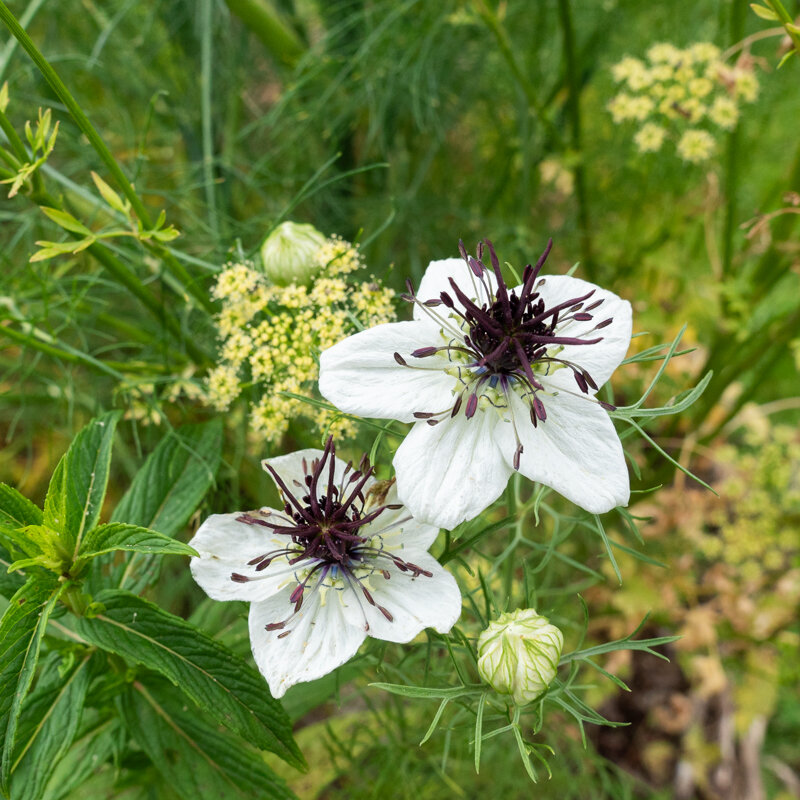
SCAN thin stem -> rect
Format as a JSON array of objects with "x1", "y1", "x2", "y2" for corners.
[
  {"x1": 0, "y1": 2, "x2": 214, "y2": 312},
  {"x1": 721, "y1": 0, "x2": 748, "y2": 278},
  {"x1": 224, "y1": 0, "x2": 305, "y2": 66},
  {"x1": 763, "y1": 0, "x2": 800, "y2": 54},
  {"x1": 200, "y1": 0, "x2": 219, "y2": 237},
  {"x1": 557, "y1": 0, "x2": 594, "y2": 280},
  {"x1": 473, "y1": 0, "x2": 560, "y2": 144}
]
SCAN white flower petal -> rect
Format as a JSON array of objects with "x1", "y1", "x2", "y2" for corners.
[
  {"x1": 366, "y1": 481, "x2": 441, "y2": 552},
  {"x1": 530, "y1": 274, "x2": 632, "y2": 388},
  {"x1": 319, "y1": 321, "x2": 455, "y2": 423},
  {"x1": 262, "y1": 448, "x2": 374, "y2": 497},
  {"x1": 500, "y1": 390, "x2": 629, "y2": 513},
  {"x1": 342, "y1": 551, "x2": 462, "y2": 643},
  {"x1": 394, "y1": 412, "x2": 512, "y2": 530},
  {"x1": 414, "y1": 257, "x2": 497, "y2": 322},
  {"x1": 189, "y1": 513, "x2": 290, "y2": 603},
  {"x1": 248, "y1": 585, "x2": 366, "y2": 698}
]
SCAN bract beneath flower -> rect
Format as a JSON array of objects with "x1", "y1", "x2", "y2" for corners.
[
  {"x1": 188, "y1": 439, "x2": 462, "y2": 698},
  {"x1": 319, "y1": 240, "x2": 632, "y2": 530}
]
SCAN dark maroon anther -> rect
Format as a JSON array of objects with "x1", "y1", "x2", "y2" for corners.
[
  {"x1": 574, "y1": 371, "x2": 589, "y2": 393},
  {"x1": 513, "y1": 444, "x2": 523, "y2": 470},
  {"x1": 468, "y1": 256, "x2": 484, "y2": 277},
  {"x1": 598, "y1": 400, "x2": 616, "y2": 411},
  {"x1": 411, "y1": 347, "x2": 439, "y2": 358},
  {"x1": 424, "y1": 298, "x2": 443, "y2": 307},
  {"x1": 379, "y1": 606, "x2": 393, "y2": 621},
  {"x1": 533, "y1": 396, "x2": 547, "y2": 421},
  {"x1": 393, "y1": 352, "x2": 408, "y2": 366},
  {"x1": 277, "y1": 630, "x2": 291, "y2": 639},
  {"x1": 451, "y1": 393, "x2": 463, "y2": 417},
  {"x1": 465, "y1": 393, "x2": 479, "y2": 418},
  {"x1": 238, "y1": 437, "x2": 436, "y2": 635},
  {"x1": 413, "y1": 411, "x2": 435, "y2": 419},
  {"x1": 440, "y1": 291, "x2": 455, "y2": 308},
  {"x1": 573, "y1": 312, "x2": 593, "y2": 321},
  {"x1": 595, "y1": 318, "x2": 613, "y2": 329},
  {"x1": 426, "y1": 419, "x2": 439, "y2": 426}
]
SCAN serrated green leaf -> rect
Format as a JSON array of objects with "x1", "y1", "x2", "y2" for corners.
[
  {"x1": 39, "y1": 207, "x2": 92, "y2": 236},
  {"x1": 74, "y1": 590, "x2": 303, "y2": 769},
  {"x1": 0, "y1": 578, "x2": 65, "y2": 795},
  {"x1": 0, "y1": 484, "x2": 43, "y2": 532},
  {"x1": 43, "y1": 411, "x2": 121, "y2": 557},
  {"x1": 40, "y1": 717, "x2": 122, "y2": 800},
  {"x1": 0, "y1": 544, "x2": 25, "y2": 599},
  {"x1": 76, "y1": 523, "x2": 197, "y2": 564},
  {"x1": 10, "y1": 653, "x2": 92, "y2": 800},
  {"x1": 122, "y1": 680, "x2": 296, "y2": 800},
  {"x1": 109, "y1": 420, "x2": 222, "y2": 593}
]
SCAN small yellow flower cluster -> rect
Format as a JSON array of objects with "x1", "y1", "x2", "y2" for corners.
[
  {"x1": 206, "y1": 236, "x2": 396, "y2": 445},
  {"x1": 609, "y1": 42, "x2": 760, "y2": 163}
]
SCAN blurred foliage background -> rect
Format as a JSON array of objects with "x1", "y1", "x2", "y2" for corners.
[{"x1": 1, "y1": 0, "x2": 798, "y2": 797}]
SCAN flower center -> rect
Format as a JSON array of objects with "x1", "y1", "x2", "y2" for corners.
[
  {"x1": 229, "y1": 437, "x2": 432, "y2": 635},
  {"x1": 395, "y1": 239, "x2": 617, "y2": 469}
]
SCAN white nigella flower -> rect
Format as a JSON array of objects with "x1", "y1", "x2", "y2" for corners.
[
  {"x1": 319, "y1": 239, "x2": 632, "y2": 530},
  {"x1": 188, "y1": 438, "x2": 461, "y2": 698}
]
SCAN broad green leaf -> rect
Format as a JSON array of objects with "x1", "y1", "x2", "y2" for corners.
[
  {"x1": 43, "y1": 411, "x2": 121, "y2": 555},
  {"x1": 76, "y1": 523, "x2": 197, "y2": 564},
  {"x1": 10, "y1": 653, "x2": 92, "y2": 800},
  {"x1": 0, "y1": 579, "x2": 65, "y2": 795},
  {"x1": 109, "y1": 419, "x2": 222, "y2": 592},
  {"x1": 40, "y1": 717, "x2": 122, "y2": 800},
  {"x1": 75, "y1": 590, "x2": 303, "y2": 769},
  {"x1": 122, "y1": 680, "x2": 296, "y2": 800},
  {"x1": 0, "y1": 544, "x2": 25, "y2": 599},
  {"x1": 0, "y1": 484, "x2": 43, "y2": 531}
]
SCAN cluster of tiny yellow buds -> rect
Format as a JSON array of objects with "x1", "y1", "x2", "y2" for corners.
[
  {"x1": 609, "y1": 42, "x2": 759, "y2": 162},
  {"x1": 206, "y1": 243, "x2": 395, "y2": 444}
]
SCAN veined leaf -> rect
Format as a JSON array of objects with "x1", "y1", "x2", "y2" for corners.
[
  {"x1": 43, "y1": 412, "x2": 121, "y2": 556},
  {"x1": 76, "y1": 523, "x2": 197, "y2": 564},
  {"x1": 74, "y1": 590, "x2": 304, "y2": 769},
  {"x1": 10, "y1": 653, "x2": 92, "y2": 800},
  {"x1": 40, "y1": 717, "x2": 122, "y2": 800},
  {"x1": 122, "y1": 679, "x2": 296, "y2": 800},
  {"x1": 0, "y1": 579, "x2": 65, "y2": 795},
  {"x1": 109, "y1": 419, "x2": 222, "y2": 593},
  {"x1": 0, "y1": 544, "x2": 25, "y2": 599},
  {"x1": 0, "y1": 484, "x2": 43, "y2": 531}
]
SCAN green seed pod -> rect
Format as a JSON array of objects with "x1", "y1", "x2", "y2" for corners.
[
  {"x1": 260, "y1": 221, "x2": 327, "y2": 286},
  {"x1": 477, "y1": 609, "x2": 563, "y2": 705}
]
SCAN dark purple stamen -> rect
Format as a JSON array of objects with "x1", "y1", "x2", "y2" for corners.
[
  {"x1": 397, "y1": 238, "x2": 615, "y2": 469},
  {"x1": 231, "y1": 437, "x2": 431, "y2": 636}
]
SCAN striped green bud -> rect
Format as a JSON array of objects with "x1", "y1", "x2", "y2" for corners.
[
  {"x1": 477, "y1": 609, "x2": 563, "y2": 704},
  {"x1": 260, "y1": 221, "x2": 326, "y2": 286}
]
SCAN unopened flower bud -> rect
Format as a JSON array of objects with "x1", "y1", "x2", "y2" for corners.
[
  {"x1": 260, "y1": 221, "x2": 326, "y2": 286},
  {"x1": 477, "y1": 609, "x2": 563, "y2": 705}
]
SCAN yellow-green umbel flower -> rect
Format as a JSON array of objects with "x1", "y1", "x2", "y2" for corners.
[
  {"x1": 260, "y1": 221, "x2": 327, "y2": 286},
  {"x1": 477, "y1": 609, "x2": 564, "y2": 705}
]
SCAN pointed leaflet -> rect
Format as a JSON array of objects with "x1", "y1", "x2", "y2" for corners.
[
  {"x1": 9, "y1": 654, "x2": 92, "y2": 800},
  {"x1": 108, "y1": 420, "x2": 222, "y2": 593},
  {"x1": 43, "y1": 411, "x2": 121, "y2": 555},
  {"x1": 0, "y1": 484, "x2": 45, "y2": 574},
  {"x1": 75, "y1": 523, "x2": 197, "y2": 564},
  {"x1": 121, "y1": 680, "x2": 296, "y2": 800},
  {"x1": 0, "y1": 578, "x2": 66, "y2": 795},
  {"x1": 0, "y1": 484, "x2": 43, "y2": 532},
  {"x1": 74, "y1": 590, "x2": 304, "y2": 769}
]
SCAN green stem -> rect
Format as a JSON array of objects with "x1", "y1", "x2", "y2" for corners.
[
  {"x1": 763, "y1": 0, "x2": 800, "y2": 53},
  {"x1": 721, "y1": 0, "x2": 748, "y2": 278},
  {"x1": 474, "y1": 0, "x2": 560, "y2": 144},
  {"x1": 200, "y1": 0, "x2": 219, "y2": 237},
  {"x1": 0, "y1": 2, "x2": 214, "y2": 312},
  {"x1": 224, "y1": 0, "x2": 305, "y2": 66},
  {"x1": 557, "y1": 0, "x2": 594, "y2": 280}
]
